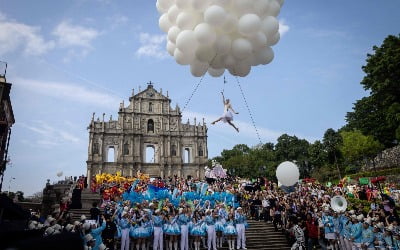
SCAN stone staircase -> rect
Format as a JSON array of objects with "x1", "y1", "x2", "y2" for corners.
[
  {"x1": 68, "y1": 188, "x2": 101, "y2": 221},
  {"x1": 244, "y1": 220, "x2": 290, "y2": 250}
]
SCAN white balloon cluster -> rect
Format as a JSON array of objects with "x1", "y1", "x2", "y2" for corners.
[{"x1": 157, "y1": 0, "x2": 284, "y2": 77}]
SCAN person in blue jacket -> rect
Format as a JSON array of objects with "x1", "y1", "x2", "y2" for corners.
[
  {"x1": 322, "y1": 209, "x2": 336, "y2": 249},
  {"x1": 373, "y1": 223, "x2": 385, "y2": 249},
  {"x1": 90, "y1": 215, "x2": 107, "y2": 250},
  {"x1": 350, "y1": 215, "x2": 363, "y2": 249},
  {"x1": 360, "y1": 219, "x2": 374, "y2": 249}
]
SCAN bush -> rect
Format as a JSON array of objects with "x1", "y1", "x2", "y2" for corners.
[{"x1": 347, "y1": 168, "x2": 400, "y2": 179}]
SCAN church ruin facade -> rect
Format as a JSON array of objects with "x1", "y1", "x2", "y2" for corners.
[{"x1": 86, "y1": 83, "x2": 208, "y2": 182}]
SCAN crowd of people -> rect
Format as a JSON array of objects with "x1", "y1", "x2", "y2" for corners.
[{"x1": 23, "y1": 171, "x2": 400, "y2": 250}]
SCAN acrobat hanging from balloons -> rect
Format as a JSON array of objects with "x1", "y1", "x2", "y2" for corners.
[{"x1": 211, "y1": 91, "x2": 239, "y2": 132}]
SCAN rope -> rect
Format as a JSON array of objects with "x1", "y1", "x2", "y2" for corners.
[
  {"x1": 222, "y1": 75, "x2": 227, "y2": 94},
  {"x1": 182, "y1": 54, "x2": 218, "y2": 112},
  {"x1": 233, "y1": 75, "x2": 263, "y2": 145}
]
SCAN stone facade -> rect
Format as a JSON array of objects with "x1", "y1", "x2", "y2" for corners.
[
  {"x1": 362, "y1": 145, "x2": 400, "y2": 171},
  {"x1": 86, "y1": 83, "x2": 208, "y2": 183}
]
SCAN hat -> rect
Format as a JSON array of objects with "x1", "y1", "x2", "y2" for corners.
[
  {"x1": 351, "y1": 215, "x2": 357, "y2": 219},
  {"x1": 179, "y1": 208, "x2": 183, "y2": 214},
  {"x1": 349, "y1": 210, "x2": 355, "y2": 215},
  {"x1": 45, "y1": 227, "x2": 55, "y2": 236},
  {"x1": 28, "y1": 222, "x2": 37, "y2": 230},
  {"x1": 364, "y1": 218, "x2": 372, "y2": 225},
  {"x1": 149, "y1": 203, "x2": 154, "y2": 207},
  {"x1": 83, "y1": 222, "x2": 91, "y2": 231},
  {"x1": 65, "y1": 224, "x2": 74, "y2": 232},
  {"x1": 357, "y1": 214, "x2": 364, "y2": 221},
  {"x1": 124, "y1": 206, "x2": 129, "y2": 211},
  {"x1": 99, "y1": 243, "x2": 108, "y2": 250},
  {"x1": 37, "y1": 223, "x2": 44, "y2": 229},
  {"x1": 52, "y1": 224, "x2": 62, "y2": 231},
  {"x1": 84, "y1": 234, "x2": 95, "y2": 242},
  {"x1": 121, "y1": 211, "x2": 128, "y2": 217},
  {"x1": 237, "y1": 207, "x2": 242, "y2": 210},
  {"x1": 386, "y1": 225, "x2": 394, "y2": 232},
  {"x1": 74, "y1": 221, "x2": 81, "y2": 226},
  {"x1": 80, "y1": 215, "x2": 86, "y2": 221},
  {"x1": 155, "y1": 209, "x2": 160, "y2": 214}
]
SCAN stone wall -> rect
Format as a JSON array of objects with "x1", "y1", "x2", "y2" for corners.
[{"x1": 362, "y1": 145, "x2": 400, "y2": 171}]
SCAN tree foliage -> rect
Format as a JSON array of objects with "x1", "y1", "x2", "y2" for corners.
[
  {"x1": 346, "y1": 34, "x2": 400, "y2": 147},
  {"x1": 340, "y1": 130, "x2": 383, "y2": 164}
]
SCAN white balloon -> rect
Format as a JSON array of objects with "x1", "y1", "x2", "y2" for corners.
[
  {"x1": 204, "y1": 5, "x2": 227, "y2": 27},
  {"x1": 233, "y1": 0, "x2": 254, "y2": 16},
  {"x1": 167, "y1": 26, "x2": 181, "y2": 43},
  {"x1": 261, "y1": 16, "x2": 279, "y2": 37},
  {"x1": 249, "y1": 32, "x2": 267, "y2": 49},
  {"x1": 255, "y1": 46, "x2": 274, "y2": 65},
  {"x1": 276, "y1": 161, "x2": 299, "y2": 186},
  {"x1": 220, "y1": 14, "x2": 238, "y2": 34},
  {"x1": 210, "y1": 54, "x2": 226, "y2": 68},
  {"x1": 224, "y1": 54, "x2": 236, "y2": 67},
  {"x1": 176, "y1": 30, "x2": 198, "y2": 54},
  {"x1": 208, "y1": 67, "x2": 225, "y2": 77},
  {"x1": 232, "y1": 38, "x2": 252, "y2": 60},
  {"x1": 238, "y1": 14, "x2": 261, "y2": 36},
  {"x1": 211, "y1": 0, "x2": 231, "y2": 8},
  {"x1": 156, "y1": 1, "x2": 168, "y2": 14},
  {"x1": 194, "y1": 23, "x2": 217, "y2": 45},
  {"x1": 266, "y1": 0, "x2": 281, "y2": 16},
  {"x1": 159, "y1": 13, "x2": 173, "y2": 33},
  {"x1": 158, "y1": 0, "x2": 174, "y2": 11},
  {"x1": 191, "y1": 0, "x2": 210, "y2": 11},
  {"x1": 214, "y1": 34, "x2": 231, "y2": 55},
  {"x1": 267, "y1": 31, "x2": 280, "y2": 46},
  {"x1": 176, "y1": 0, "x2": 191, "y2": 10},
  {"x1": 56, "y1": 171, "x2": 63, "y2": 177},
  {"x1": 174, "y1": 48, "x2": 195, "y2": 65},
  {"x1": 195, "y1": 45, "x2": 216, "y2": 62},
  {"x1": 167, "y1": 5, "x2": 181, "y2": 24},
  {"x1": 234, "y1": 62, "x2": 251, "y2": 76},
  {"x1": 167, "y1": 41, "x2": 176, "y2": 56},
  {"x1": 254, "y1": 0, "x2": 270, "y2": 18},
  {"x1": 190, "y1": 60, "x2": 209, "y2": 77},
  {"x1": 177, "y1": 12, "x2": 200, "y2": 30}
]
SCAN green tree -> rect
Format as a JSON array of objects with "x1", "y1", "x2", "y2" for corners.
[
  {"x1": 346, "y1": 34, "x2": 400, "y2": 147},
  {"x1": 323, "y1": 128, "x2": 343, "y2": 179},
  {"x1": 340, "y1": 130, "x2": 383, "y2": 164},
  {"x1": 308, "y1": 140, "x2": 328, "y2": 171}
]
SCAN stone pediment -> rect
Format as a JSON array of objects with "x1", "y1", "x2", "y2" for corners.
[{"x1": 134, "y1": 83, "x2": 169, "y2": 101}]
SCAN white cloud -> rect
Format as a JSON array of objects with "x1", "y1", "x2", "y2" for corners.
[
  {"x1": 279, "y1": 19, "x2": 290, "y2": 37},
  {"x1": 0, "y1": 12, "x2": 55, "y2": 56},
  {"x1": 14, "y1": 78, "x2": 121, "y2": 108},
  {"x1": 53, "y1": 21, "x2": 100, "y2": 48},
  {"x1": 18, "y1": 120, "x2": 81, "y2": 147},
  {"x1": 108, "y1": 15, "x2": 129, "y2": 29},
  {"x1": 136, "y1": 33, "x2": 168, "y2": 59}
]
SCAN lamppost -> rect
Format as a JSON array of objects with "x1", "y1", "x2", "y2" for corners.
[{"x1": 8, "y1": 177, "x2": 15, "y2": 195}]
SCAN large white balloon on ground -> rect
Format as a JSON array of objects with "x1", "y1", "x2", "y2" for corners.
[
  {"x1": 156, "y1": 0, "x2": 284, "y2": 77},
  {"x1": 276, "y1": 161, "x2": 299, "y2": 186}
]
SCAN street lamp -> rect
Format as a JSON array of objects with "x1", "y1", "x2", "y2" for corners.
[{"x1": 8, "y1": 177, "x2": 15, "y2": 194}]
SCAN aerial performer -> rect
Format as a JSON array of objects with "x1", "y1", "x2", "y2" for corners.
[{"x1": 211, "y1": 92, "x2": 239, "y2": 132}]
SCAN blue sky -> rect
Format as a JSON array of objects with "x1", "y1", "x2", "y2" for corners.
[{"x1": 1, "y1": 0, "x2": 399, "y2": 195}]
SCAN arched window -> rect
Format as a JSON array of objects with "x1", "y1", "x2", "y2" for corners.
[
  {"x1": 171, "y1": 145, "x2": 176, "y2": 156},
  {"x1": 184, "y1": 148, "x2": 190, "y2": 163},
  {"x1": 147, "y1": 119, "x2": 154, "y2": 133},
  {"x1": 107, "y1": 147, "x2": 115, "y2": 162},
  {"x1": 149, "y1": 102, "x2": 153, "y2": 112},
  {"x1": 198, "y1": 145, "x2": 203, "y2": 157},
  {"x1": 146, "y1": 146, "x2": 155, "y2": 163}
]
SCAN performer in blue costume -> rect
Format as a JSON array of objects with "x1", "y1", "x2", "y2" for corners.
[
  {"x1": 152, "y1": 209, "x2": 165, "y2": 250},
  {"x1": 215, "y1": 204, "x2": 226, "y2": 248},
  {"x1": 235, "y1": 207, "x2": 247, "y2": 250},
  {"x1": 205, "y1": 209, "x2": 217, "y2": 250},
  {"x1": 178, "y1": 207, "x2": 191, "y2": 250},
  {"x1": 223, "y1": 213, "x2": 237, "y2": 250},
  {"x1": 164, "y1": 209, "x2": 181, "y2": 250},
  {"x1": 191, "y1": 210, "x2": 206, "y2": 250}
]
